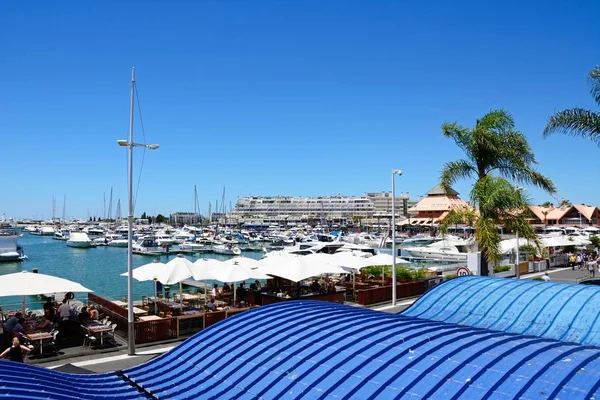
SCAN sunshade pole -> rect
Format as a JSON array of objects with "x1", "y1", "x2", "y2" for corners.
[{"x1": 21, "y1": 295, "x2": 26, "y2": 316}]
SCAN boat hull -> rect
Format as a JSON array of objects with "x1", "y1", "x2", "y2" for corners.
[{"x1": 66, "y1": 241, "x2": 92, "y2": 248}]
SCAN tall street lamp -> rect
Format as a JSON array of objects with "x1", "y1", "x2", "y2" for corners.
[
  {"x1": 118, "y1": 67, "x2": 159, "y2": 356},
  {"x1": 515, "y1": 187, "x2": 525, "y2": 279},
  {"x1": 391, "y1": 169, "x2": 402, "y2": 306}
]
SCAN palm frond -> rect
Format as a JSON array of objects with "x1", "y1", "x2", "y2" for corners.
[
  {"x1": 589, "y1": 65, "x2": 600, "y2": 106},
  {"x1": 475, "y1": 217, "x2": 502, "y2": 267},
  {"x1": 439, "y1": 208, "x2": 478, "y2": 234},
  {"x1": 440, "y1": 160, "x2": 476, "y2": 194},
  {"x1": 441, "y1": 122, "x2": 472, "y2": 153},
  {"x1": 475, "y1": 109, "x2": 514, "y2": 132},
  {"x1": 543, "y1": 108, "x2": 600, "y2": 145}
]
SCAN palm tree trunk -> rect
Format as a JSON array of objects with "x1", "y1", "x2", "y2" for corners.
[{"x1": 480, "y1": 255, "x2": 490, "y2": 276}]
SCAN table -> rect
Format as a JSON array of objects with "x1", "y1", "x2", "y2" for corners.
[
  {"x1": 87, "y1": 324, "x2": 114, "y2": 346},
  {"x1": 111, "y1": 300, "x2": 127, "y2": 307},
  {"x1": 129, "y1": 307, "x2": 148, "y2": 316},
  {"x1": 25, "y1": 332, "x2": 54, "y2": 355},
  {"x1": 138, "y1": 315, "x2": 162, "y2": 322}
]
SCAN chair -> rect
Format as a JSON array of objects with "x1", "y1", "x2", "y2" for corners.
[
  {"x1": 84, "y1": 334, "x2": 96, "y2": 349},
  {"x1": 103, "y1": 319, "x2": 111, "y2": 326},
  {"x1": 109, "y1": 324, "x2": 117, "y2": 343}
]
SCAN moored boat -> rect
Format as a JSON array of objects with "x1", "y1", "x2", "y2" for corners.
[{"x1": 66, "y1": 232, "x2": 93, "y2": 248}]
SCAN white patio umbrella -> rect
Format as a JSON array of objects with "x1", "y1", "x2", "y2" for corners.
[
  {"x1": 190, "y1": 258, "x2": 221, "y2": 298},
  {"x1": 360, "y1": 253, "x2": 412, "y2": 267},
  {"x1": 0, "y1": 271, "x2": 93, "y2": 314},
  {"x1": 257, "y1": 254, "x2": 346, "y2": 282},
  {"x1": 163, "y1": 255, "x2": 194, "y2": 307},
  {"x1": 120, "y1": 259, "x2": 168, "y2": 315},
  {"x1": 210, "y1": 258, "x2": 270, "y2": 303}
]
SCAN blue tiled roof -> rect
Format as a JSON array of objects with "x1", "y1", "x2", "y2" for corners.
[
  {"x1": 2, "y1": 277, "x2": 600, "y2": 399},
  {"x1": 403, "y1": 275, "x2": 600, "y2": 346}
]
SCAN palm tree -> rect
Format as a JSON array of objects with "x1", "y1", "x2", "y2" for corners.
[
  {"x1": 440, "y1": 176, "x2": 540, "y2": 270},
  {"x1": 440, "y1": 110, "x2": 554, "y2": 275},
  {"x1": 544, "y1": 66, "x2": 600, "y2": 143},
  {"x1": 440, "y1": 109, "x2": 556, "y2": 193}
]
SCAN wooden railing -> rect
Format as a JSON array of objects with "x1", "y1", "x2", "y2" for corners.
[
  {"x1": 135, "y1": 318, "x2": 179, "y2": 344},
  {"x1": 356, "y1": 281, "x2": 425, "y2": 305}
]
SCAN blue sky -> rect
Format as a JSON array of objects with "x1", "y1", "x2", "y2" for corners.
[{"x1": 1, "y1": 1, "x2": 599, "y2": 219}]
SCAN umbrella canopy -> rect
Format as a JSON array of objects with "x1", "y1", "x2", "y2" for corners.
[
  {"x1": 120, "y1": 260, "x2": 168, "y2": 282},
  {"x1": 359, "y1": 253, "x2": 412, "y2": 267},
  {"x1": 190, "y1": 258, "x2": 221, "y2": 281},
  {"x1": 210, "y1": 259, "x2": 270, "y2": 283},
  {"x1": 0, "y1": 271, "x2": 93, "y2": 297},
  {"x1": 160, "y1": 255, "x2": 194, "y2": 285},
  {"x1": 307, "y1": 253, "x2": 366, "y2": 271},
  {"x1": 257, "y1": 254, "x2": 346, "y2": 282}
]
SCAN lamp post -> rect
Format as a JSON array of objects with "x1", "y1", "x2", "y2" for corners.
[
  {"x1": 515, "y1": 187, "x2": 525, "y2": 279},
  {"x1": 391, "y1": 169, "x2": 402, "y2": 306},
  {"x1": 118, "y1": 67, "x2": 159, "y2": 356}
]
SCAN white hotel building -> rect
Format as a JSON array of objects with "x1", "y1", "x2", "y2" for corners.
[{"x1": 230, "y1": 193, "x2": 416, "y2": 225}]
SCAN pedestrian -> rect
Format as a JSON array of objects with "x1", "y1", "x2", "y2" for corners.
[
  {"x1": 0, "y1": 337, "x2": 31, "y2": 363},
  {"x1": 589, "y1": 260, "x2": 596, "y2": 277}
]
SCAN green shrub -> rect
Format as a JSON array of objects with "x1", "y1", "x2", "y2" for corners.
[
  {"x1": 531, "y1": 276, "x2": 544, "y2": 281},
  {"x1": 493, "y1": 265, "x2": 511, "y2": 273}
]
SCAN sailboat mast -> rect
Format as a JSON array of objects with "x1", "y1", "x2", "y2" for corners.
[{"x1": 62, "y1": 195, "x2": 66, "y2": 222}]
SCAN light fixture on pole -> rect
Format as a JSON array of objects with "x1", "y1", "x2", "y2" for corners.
[
  {"x1": 391, "y1": 169, "x2": 402, "y2": 306},
  {"x1": 515, "y1": 187, "x2": 525, "y2": 279},
  {"x1": 118, "y1": 67, "x2": 159, "y2": 356}
]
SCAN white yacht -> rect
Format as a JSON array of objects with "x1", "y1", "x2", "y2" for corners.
[
  {"x1": 405, "y1": 237, "x2": 476, "y2": 261},
  {"x1": 40, "y1": 226, "x2": 56, "y2": 236},
  {"x1": 343, "y1": 233, "x2": 383, "y2": 248},
  {"x1": 132, "y1": 237, "x2": 166, "y2": 254},
  {"x1": 66, "y1": 232, "x2": 93, "y2": 248},
  {"x1": 212, "y1": 244, "x2": 241, "y2": 256},
  {"x1": 53, "y1": 229, "x2": 71, "y2": 241},
  {"x1": 154, "y1": 231, "x2": 175, "y2": 246},
  {"x1": 179, "y1": 242, "x2": 211, "y2": 252},
  {"x1": 401, "y1": 234, "x2": 441, "y2": 247},
  {"x1": 0, "y1": 224, "x2": 26, "y2": 261}
]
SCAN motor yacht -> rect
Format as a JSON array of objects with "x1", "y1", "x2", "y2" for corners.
[
  {"x1": 404, "y1": 237, "x2": 476, "y2": 261},
  {"x1": 212, "y1": 243, "x2": 241, "y2": 256},
  {"x1": 0, "y1": 224, "x2": 26, "y2": 261},
  {"x1": 66, "y1": 232, "x2": 93, "y2": 248}
]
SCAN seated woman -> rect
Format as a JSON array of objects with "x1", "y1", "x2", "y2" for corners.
[
  {"x1": 37, "y1": 315, "x2": 53, "y2": 333},
  {"x1": 206, "y1": 297, "x2": 216, "y2": 312},
  {"x1": 88, "y1": 305, "x2": 99, "y2": 321},
  {"x1": 222, "y1": 283, "x2": 231, "y2": 293}
]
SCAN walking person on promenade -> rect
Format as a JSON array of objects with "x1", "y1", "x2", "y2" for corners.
[
  {"x1": 589, "y1": 259, "x2": 597, "y2": 277},
  {"x1": 0, "y1": 337, "x2": 31, "y2": 363}
]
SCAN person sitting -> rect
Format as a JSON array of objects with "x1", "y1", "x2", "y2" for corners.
[
  {"x1": 254, "y1": 280, "x2": 262, "y2": 290},
  {"x1": 310, "y1": 280, "x2": 321, "y2": 293},
  {"x1": 37, "y1": 315, "x2": 53, "y2": 333},
  {"x1": 3, "y1": 313, "x2": 22, "y2": 333},
  {"x1": 206, "y1": 297, "x2": 216, "y2": 312},
  {"x1": 58, "y1": 299, "x2": 71, "y2": 321},
  {"x1": 11, "y1": 318, "x2": 26, "y2": 336},
  {"x1": 0, "y1": 337, "x2": 31, "y2": 363},
  {"x1": 77, "y1": 307, "x2": 91, "y2": 325},
  {"x1": 88, "y1": 305, "x2": 99, "y2": 321},
  {"x1": 222, "y1": 283, "x2": 231, "y2": 293}
]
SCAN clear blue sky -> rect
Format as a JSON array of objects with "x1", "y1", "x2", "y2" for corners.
[{"x1": 1, "y1": 1, "x2": 599, "y2": 219}]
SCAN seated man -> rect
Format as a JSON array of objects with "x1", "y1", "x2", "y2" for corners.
[
  {"x1": 88, "y1": 305, "x2": 99, "y2": 321},
  {"x1": 77, "y1": 307, "x2": 91, "y2": 325},
  {"x1": 3, "y1": 313, "x2": 22, "y2": 333},
  {"x1": 205, "y1": 297, "x2": 216, "y2": 312},
  {"x1": 11, "y1": 318, "x2": 26, "y2": 336}
]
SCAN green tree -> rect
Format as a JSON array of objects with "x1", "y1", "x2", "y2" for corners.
[
  {"x1": 155, "y1": 214, "x2": 167, "y2": 224},
  {"x1": 559, "y1": 199, "x2": 572, "y2": 207},
  {"x1": 440, "y1": 110, "x2": 556, "y2": 193},
  {"x1": 541, "y1": 201, "x2": 553, "y2": 208},
  {"x1": 440, "y1": 176, "x2": 540, "y2": 273},
  {"x1": 439, "y1": 110, "x2": 554, "y2": 275},
  {"x1": 544, "y1": 66, "x2": 600, "y2": 144},
  {"x1": 141, "y1": 212, "x2": 147, "y2": 220}
]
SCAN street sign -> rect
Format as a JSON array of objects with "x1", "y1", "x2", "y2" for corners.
[{"x1": 456, "y1": 266, "x2": 471, "y2": 277}]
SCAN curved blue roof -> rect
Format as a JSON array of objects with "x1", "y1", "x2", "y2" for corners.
[
  {"x1": 403, "y1": 275, "x2": 600, "y2": 346},
  {"x1": 2, "y1": 278, "x2": 600, "y2": 399}
]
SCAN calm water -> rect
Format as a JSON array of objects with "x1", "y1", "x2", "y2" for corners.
[{"x1": 0, "y1": 234, "x2": 263, "y2": 310}]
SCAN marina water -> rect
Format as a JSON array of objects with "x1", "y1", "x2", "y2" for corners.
[{"x1": 0, "y1": 235, "x2": 264, "y2": 310}]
